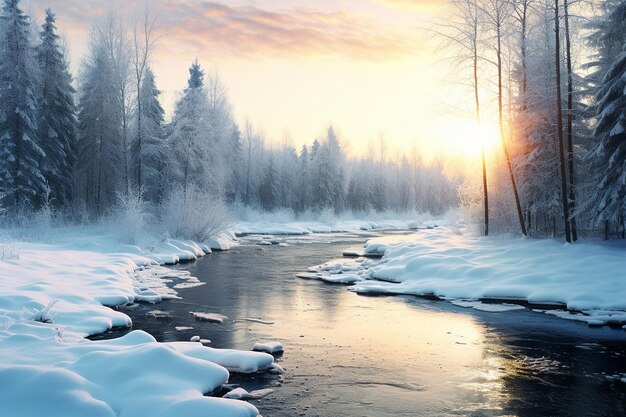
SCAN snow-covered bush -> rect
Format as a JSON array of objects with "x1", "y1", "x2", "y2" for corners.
[
  {"x1": 161, "y1": 186, "x2": 231, "y2": 242},
  {"x1": 111, "y1": 189, "x2": 151, "y2": 244},
  {"x1": 32, "y1": 187, "x2": 56, "y2": 232},
  {"x1": 0, "y1": 239, "x2": 20, "y2": 261},
  {"x1": 33, "y1": 299, "x2": 58, "y2": 323}
]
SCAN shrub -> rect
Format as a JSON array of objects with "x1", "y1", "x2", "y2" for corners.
[
  {"x1": 161, "y1": 186, "x2": 231, "y2": 242},
  {"x1": 111, "y1": 189, "x2": 151, "y2": 244}
]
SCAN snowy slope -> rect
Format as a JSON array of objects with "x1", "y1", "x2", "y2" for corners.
[{"x1": 0, "y1": 231, "x2": 271, "y2": 417}]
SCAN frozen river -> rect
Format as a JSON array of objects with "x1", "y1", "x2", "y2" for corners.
[{"x1": 96, "y1": 232, "x2": 626, "y2": 416}]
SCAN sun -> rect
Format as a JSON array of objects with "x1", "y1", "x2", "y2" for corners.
[{"x1": 438, "y1": 118, "x2": 500, "y2": 158}]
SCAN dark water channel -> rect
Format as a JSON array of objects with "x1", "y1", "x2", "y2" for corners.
[{"x1": 99, "y1": 232, "x2": 626, "y2": 416}]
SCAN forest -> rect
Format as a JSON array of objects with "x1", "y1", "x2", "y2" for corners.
[
  {"x1": 0, "y1": 0, "x2": 625, "y2": 242},
  {"x1": 442, "y1": 0, "x2": 626, "y2": 240},
  {"x1": 0, "y1": 0, "x2": 457, "y2": 240}
]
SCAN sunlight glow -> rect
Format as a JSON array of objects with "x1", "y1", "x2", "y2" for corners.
[{"x1": 437, "y1": 119, "x2": 500, "y2": 158}]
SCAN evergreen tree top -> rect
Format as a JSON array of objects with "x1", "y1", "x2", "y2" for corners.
[
  {"x1": 41, "y1": 9, "x2": 58, "y2": 37},
  {"x1": 187, "y1": 60, "x2": 204, "y2": 89},
  {"x1": 142, "y1": 68, "x2": 160, "y2": 93},
  {"x1": 2, "y1": 0, "x2": 29, "y2": 24}
]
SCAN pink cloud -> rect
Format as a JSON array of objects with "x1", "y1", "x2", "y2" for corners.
[{"x1": 28, "y1": 0, "x2": 426, "y2": 61}]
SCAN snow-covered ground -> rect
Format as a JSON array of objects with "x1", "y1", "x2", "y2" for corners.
[
  {"x1": 233, "y1": 211, "x2": 441, "y2": 235},
  {"x1": 306, "y1": 224, "x2": 626, "y2": 328},
  {"x1": 6, "y1": 213, "x2": 625, "y2": 416},
  {"x1": 0, "y1": 228, "x2": 273, "y2": 417}
]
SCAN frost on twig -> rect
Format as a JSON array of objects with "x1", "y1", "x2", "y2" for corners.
[{"x1": 33, "y1": 299, "x2": 58, "y2": 324}]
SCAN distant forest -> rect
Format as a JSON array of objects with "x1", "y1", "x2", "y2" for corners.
[{"x1": 0, "y1": 0, "x2": 457, "y2": 229}]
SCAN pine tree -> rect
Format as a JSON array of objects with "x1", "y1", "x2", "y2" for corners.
[
  {"x1": 259, "y1": 155, "x2": 277, "y2": 211},
  {"x1": 581, "y1": 1, "x2": 626, "y2": 226},
  {"x1": 311, "y1": 127, "x2": 345, "y2": 212},
  {"x1": 168, "y1": 61, "x2": 212, "y2": 193},
  {"x1": 76, "y1": 40, "x2": 124, "y2": 213},
  {"x1": 0, "y1": 0, "x2": 44, "y2": 210},
  {"x1": 296, "y1": 144, "x2": 310, "y2": 212},
  {"x1": 225, "y1": 122, "x2": 243, "y2": 203},
  {"x1": 36, "y1": 9, "x2": 77, "y2": 207},
  {"x1": 137, "y1": 67, "x2": 166, "y2": 203},
  {"x1": 276, "y1": 145, "x2": 298, "y2": 210}
]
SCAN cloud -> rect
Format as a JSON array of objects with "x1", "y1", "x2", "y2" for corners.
[
  {"x1": 158, "y1": 2, "x2": 426, "y2": 61},
  {"x1": 29, "y1": 0, "x2": 426, "y2": 61},
  {"x1": 378, "y1": 0, "x2": 449, "y2": 12}
]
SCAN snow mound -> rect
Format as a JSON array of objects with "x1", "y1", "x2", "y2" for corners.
[
  {"x1": 223, "y1": 387, "x2": 274, "y2": 400},
  {"x1": 449, "y1": 299, "x2": 526, "y2": 312},
  {"x1": 252, "y1": 341, "x2": 284, "y2": 354},
  {"x1": 191, "y1": 312, "x2": 228, "y2": 323}
]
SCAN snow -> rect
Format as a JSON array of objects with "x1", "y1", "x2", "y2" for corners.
[
  {"x1": 223, "y1": 388, "x2": 274, "y2": 400},
  {"x1": 449, "y1": 299, "x2": 526, "y2": 312},
  {"x1": 252, "y1": 341, "x2": 284, "y2": 354},
  {"x1": 232, "y1": 213, "x2": 440, "y2": 236},
  {"x1": 191, "y1": 312, "x2": 228, "y2": 323},
  {"x1": 0, "y1": 228, "x2": 271, "y2": 417},
  {"x1": 310, "y1": 224, "x2": 626, "y2": 326}
]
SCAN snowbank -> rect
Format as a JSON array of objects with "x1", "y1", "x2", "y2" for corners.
[
  {"x1": 0, "y1": 230, "x2": 271, "y2": 417},
  {"x1": 232, "y1": 213, "x2": 443, "y2": 236},
  {"x1": 308, "y1": 225, "x2": 626, "y2": 327}
]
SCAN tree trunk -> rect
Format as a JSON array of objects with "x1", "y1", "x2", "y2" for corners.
[
  {"x1": 563, "y1": 0, "x2": 578, "y2": 241},
  {"x1": 497, "y1": 21, "x2": 527, "y2": 236},
  {"x1": 473, "y1": 18, "x2": 489, "y2": 236},
  {"x1": 136, "y1": 83, "x2": 142, "y2": 191},
  {"x1": 554, "y1": 0, "x2": 572, "y2": 243}
]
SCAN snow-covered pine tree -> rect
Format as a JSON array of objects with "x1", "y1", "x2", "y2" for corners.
[
  {"x1": 168, "y1": 61, "x2": 211, "y2": 194},
  {"x1": 36, "y1": 9, "x2": 77, "y2": 208},
  {"x1": 580, "y1": 1, "x2": 626, "y2": 227},
  {"x1": 275, "y1": 144, "x2": 299, "y2": 210},
  {"x1": 346, "y1": 160, "x2": 372, "y2": 212},
  {"x1": 137, "y1": 67, "x2": 166, "y2": 204},
  {"x1": 311, "y1": 127, "x2": 345, "y2": 212},
  {"x1": 296, "y1": 144, "x2": 310, "y2": 212},
  {"x1": 224, "y1": 122, "x2": 243, "y2": 203},
  {"x1": 76, "y1": 37, "x2": 125, "y2": 214},
  {"x1": 259, "y1": 155, "x2": 277, "y2": 211},
  {"x1": 0, "y1": 0, "x2": 45, "y2": 210}
]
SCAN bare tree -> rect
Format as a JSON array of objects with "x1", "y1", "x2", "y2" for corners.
[
  {"x1": 554, "y1": 0, "x2": 572, "y2": 242},
  {"x1": 243, "y1": 119, "x2": 254, "y2": 205},
  {"x1": 97, "y1": 12, "x2": 132, "y2": 192},
  {"x1": 484, "y1": 0, "x2": 528, "y2": 235},
  {"x1": 439, "y1": 0, "x2": 490, "y2": 236},
  {"x1": 132, "y1": 2, "x2": 159, "y2": 191},
  {"x1": 562, "y1": 0, "x2": 577, "y2": 241}
]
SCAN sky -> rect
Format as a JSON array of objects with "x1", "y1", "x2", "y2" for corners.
[{"x1": 25, "y1": 0, "x2": 488, "y2": 160}]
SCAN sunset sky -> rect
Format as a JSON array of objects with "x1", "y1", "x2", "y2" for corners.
[{"x1": 26, "y1": 0, "x2": 486, "y2": 159}]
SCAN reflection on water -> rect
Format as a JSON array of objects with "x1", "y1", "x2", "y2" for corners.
[{"x1": 100, "y1": 234, "x2": 626, "y2": 417}]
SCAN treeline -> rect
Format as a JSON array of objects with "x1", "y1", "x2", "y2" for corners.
[
  {"x1": 0, "y1": 0, "x2": 456, "y2": 227},
  {"x1": 444, "y1": 0, "x2": 626, "y2": 240}
]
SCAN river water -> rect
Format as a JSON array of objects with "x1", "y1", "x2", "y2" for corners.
[{"x1": 98, "y1": 232, "x2": 626, "y2": 416}]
